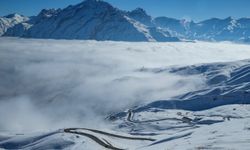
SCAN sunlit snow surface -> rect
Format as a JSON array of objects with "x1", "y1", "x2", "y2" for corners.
[{"x1": 0, "y1": 37, "x2": 250, "y2": 149}]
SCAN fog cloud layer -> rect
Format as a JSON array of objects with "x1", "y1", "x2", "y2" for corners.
[{"x1": 1, "y1": 38, "x2": 250, "y2": 132}]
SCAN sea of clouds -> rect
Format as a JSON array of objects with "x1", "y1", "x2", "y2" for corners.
[{"x1": 1, "y1": 37, "x2": 250, "y2": 132}]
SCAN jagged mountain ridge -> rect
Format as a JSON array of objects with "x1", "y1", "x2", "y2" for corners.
[
  {"x1": 2, "y1": 0, "x2": 178, "y2": 42},
  {"x1": 1, "y1": 0, "x2": 250, "y2": 42},
  {"x1": 154, "y1": 16, "x2": 250, "y2": 42}
]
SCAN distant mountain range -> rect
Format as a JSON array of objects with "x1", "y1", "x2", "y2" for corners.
[{"x1": 1, "y1": 0, "x2": 250, "y2": 42}]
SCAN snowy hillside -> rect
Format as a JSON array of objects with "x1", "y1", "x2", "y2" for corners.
[{"x1": 0, "y1": 37, "x2": 250, "y2": 149}]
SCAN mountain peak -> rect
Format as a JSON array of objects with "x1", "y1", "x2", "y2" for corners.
[
  {"x1": 3, "y1": 13, "x2": 29, "y2": 23},
  {"x1": 85, "y1": 0, "x2": 101, "y2": 2},
  {"x1": 131, "y1": 8, "x2": 146, "y2": 14},
  {"x1": 4, "y1": 13, "x2": 23, "y2": 19},
  {"x1": 224, "y1": 17, "x2": 236, "y2": 23},
  {"x1": 38, "y1": 8, "x2": 61, "y2": 18},
  {"x1": 225, "y1": 16, "x2": 233, "y2": 20},
  {"x1": 129, "y1": 8, "x2": 149, "y2": 17},
  {"x1": 128, "y1": 7, "x2": 152, "y2": 26},
  {"x1": 74, "y1": 0, "x2": 113, "y2": 11},
  {"x1": 80, "y1": 0, "x2": 106, "y2": 6}
]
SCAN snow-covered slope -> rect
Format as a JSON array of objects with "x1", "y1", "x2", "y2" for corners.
[
  {"x1": 0, "y1": 37, "x2": 250, "y2": 149},
  {"x1": 0, "y1": 13, "x2": 29, "y2": 36},
  {"x1": 108, "y1": 59, "x2": 250, "y2": 149},
  {"x1": 114, "y1": 60, "x2": 250, "y2": 114}
]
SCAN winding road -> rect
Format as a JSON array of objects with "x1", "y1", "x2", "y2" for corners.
[
  {"x1": 64, "y1": 128, "x2": 156, "y2": 150},
  {"x1": 126, "y1": 110, "x2": 191, "y2": 123}
]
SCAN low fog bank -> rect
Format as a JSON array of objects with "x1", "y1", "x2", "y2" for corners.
[{"x1": 1, "y1": 37, "x2": 250, "y2": 132}]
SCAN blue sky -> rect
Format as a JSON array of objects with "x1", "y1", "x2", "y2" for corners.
[{"x1": 1, "y1": 0, "x2": 250, "y2": 21}]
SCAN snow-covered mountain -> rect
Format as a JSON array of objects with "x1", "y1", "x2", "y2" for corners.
[
  {"x1": 2, "y1": 0, "x2": 250, "y2": 42},
  {"x1": 188, "y1": 17, "x2": 250, "y2": 42},
  {"x1": 154, "y1": 16, "x2": 250, "y2": 42},
  {"x1": 3, "y1": 0, "x2": 178, "y2": 42},
  {"x1": 0, "y1": 13, "x2": 29, "y2": 36}
]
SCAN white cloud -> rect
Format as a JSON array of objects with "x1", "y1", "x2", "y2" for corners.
[{"x1": 1, "y1": 37, "x2": 250, "y2": 131}]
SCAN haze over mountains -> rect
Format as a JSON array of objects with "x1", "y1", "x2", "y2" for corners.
[{"x1": 1, "y1": 0, "x2": 250, "y2": 42}]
